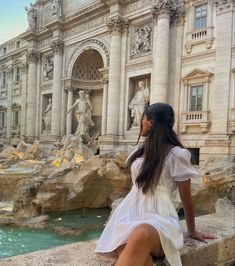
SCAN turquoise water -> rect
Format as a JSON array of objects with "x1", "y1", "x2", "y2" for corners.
[{"x1": 0, "y1": 208, "x2": 110, "y2": 259}]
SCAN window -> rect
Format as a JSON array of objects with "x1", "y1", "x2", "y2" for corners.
[
  {"x1": 190, "y1": 85, "x2": 203, "y2": 111},
  {"x1": 194, "y1": 4, "x2": 207, "y2": 30},
  {"x1": 13, "y1": 111, "x2": 20, "y2": 126},
  {"x1": 16, "y1": 41, "x2": 20, "y2": 48},
  {"x1": 0, "y1": 112, "x2": 5, "y2": 127},
  {"x1": 16, "y1": 67, "x2": 20, "y2": 82},
  {"x1": 3, "y1": 47, "x2": 7, "y2": 54},
  {"x1": 188, "y1": 148, "x2": 200, "y2": 165}
]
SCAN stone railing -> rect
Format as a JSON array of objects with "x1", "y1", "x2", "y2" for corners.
[
  {"x1": 185, "y1": 27, "x2": 214, "y2": 53},
  {"x1": 180, "y1": 111, "x2": 211, "y2": 133}
]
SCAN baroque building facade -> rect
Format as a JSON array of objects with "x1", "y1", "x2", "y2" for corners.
[{"x1": 0, "y1": 0, "x2": 234, "y2": 164}]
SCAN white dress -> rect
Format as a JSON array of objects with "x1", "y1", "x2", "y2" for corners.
[{"x1": 95, "y1": 146, "x2": 200, "y2": 266}]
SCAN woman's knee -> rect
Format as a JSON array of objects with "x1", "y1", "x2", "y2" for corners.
[{"x1": 129, "y1": 224, "x2": 157, "y2": 247}]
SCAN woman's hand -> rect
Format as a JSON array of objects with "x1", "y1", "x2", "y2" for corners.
[{"x1": 188, "y1": 230, "x2": 217, "y2": 242}]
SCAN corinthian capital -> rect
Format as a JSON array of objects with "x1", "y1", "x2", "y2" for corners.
[
  {"x1": 50, "y1": 39, "x2": 64, "y2": 54},
  {"x1": 26, "y1": 50, "x2": 41, "y2": 64},
  {"x1": 152, "y1": 0, "x2": 178, "y2": 21},
  {"x1": 107, "y1": 16, "x2": 130, "y2": 33}
]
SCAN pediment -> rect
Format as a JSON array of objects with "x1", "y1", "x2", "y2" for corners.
[{"x1": 182, "y1": 68, "x2": 213, "y2": 81}]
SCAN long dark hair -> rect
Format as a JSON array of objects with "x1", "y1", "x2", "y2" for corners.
[{"x1": 127, "y1": 103, "x2": 183, "y2": 194}]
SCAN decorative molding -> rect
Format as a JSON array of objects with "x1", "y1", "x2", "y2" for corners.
[
  {"x1": 107, "y1": 16, "x2": 130, "y2": 33},
  {"x1": 50, "y1": 39, "x2": 64, "y2": 54},
  {"x1": 213, "y1": 0, "x2": 234, "y2": 13},
  {"x1": 152, "y1": 0, "x2": 178, "y2": 23},
  {"x1": 182, "y1": 68, "x2": 214, "y2": 85},
  {"x1": 27, "y1": 50, "x2": 41, "y2": 64}
]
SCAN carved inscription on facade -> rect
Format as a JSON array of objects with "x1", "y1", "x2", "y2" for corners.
[
  {"x1": 64, "y1": 16, "x2": 108, "y2": 38},
  {"x1": 125, "y1": 0, "x2": 157, "y2": 15}
]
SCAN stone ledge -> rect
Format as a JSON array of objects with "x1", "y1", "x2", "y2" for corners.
[{"x1": 0, "y1": 199, "x2": 234, "y2": 266}]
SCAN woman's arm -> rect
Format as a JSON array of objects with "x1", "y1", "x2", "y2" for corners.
[{"x1": 177, "y1": 179, "x2": 216, "y2": 242}]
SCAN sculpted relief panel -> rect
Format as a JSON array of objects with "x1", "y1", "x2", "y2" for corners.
[
  {"x1": 43, "y1": 57, "x2": 54, "y2": 81},
  {"x1": 131, "y1": 24, "x2": 153, "y2": 59}
]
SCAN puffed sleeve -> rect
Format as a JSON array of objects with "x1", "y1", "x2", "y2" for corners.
[{"x1": 169, "y1": 148, "x2": 200, "y2": 182}]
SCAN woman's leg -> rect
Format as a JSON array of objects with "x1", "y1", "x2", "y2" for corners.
[
  {"x1": 116, "y1": 244, "x2": 153, "y2": 266},
  {"x1": 115, "y1": 224, "x2": 164, "y2": 266}
]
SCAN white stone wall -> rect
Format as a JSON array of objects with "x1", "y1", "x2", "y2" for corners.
[{"x1": 0, "y1": 0, "x2": 234, "y2": 162}]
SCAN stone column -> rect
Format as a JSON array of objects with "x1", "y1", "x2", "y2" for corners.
[
  {"x1": 119, "y1": 22, "x2": 129, "y2": 137},
  {"x1": 50, "y1": 39, "x2": 64, "y2": 137},
  {"x1": 211, "y1": 1, "x2": 233, "y2": 134},
  {"x1": 20, "y1": 63, "x2": 28, "y2": 135},
  {"x1": 26, "y1": 50, "x2": 40, "y2": 138},
  {"x1": 101, "y1": 78, "x2": 108, "y2": 135},
  {"x1": 6, "y1": 66, "x2": 13, "y2": 140},
  {"x1": 151, "y1": 0, "x2": 177, "y2": 103},
  {"x1": 66, "y1": 86, "x2": 74, "y2": 135},
  {"x1": 106, "y1": 16, "x2": 128, "y2": 136}
]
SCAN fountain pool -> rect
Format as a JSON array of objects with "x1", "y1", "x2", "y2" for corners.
[{"x1": 0, "y1": 208, "x2": 110, "y2": 259}]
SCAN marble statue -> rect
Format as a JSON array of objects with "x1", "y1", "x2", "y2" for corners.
[
  {"x1": 42, "y1": 98, "x2": 52, "y2": 132},
  {"x1": 67, "y1": 90, "x2": 94, "y2": 141},
  {"x1": 25, "y1": 3, "x2": 37, "y2": 32},
  {"x1": 50, "y1": 0, "x2": 62, "y2": 17},
  {"x1": 43, "y1": 58, "x2": 53, "y2": 80},
  {"x1": 128, "y1": 80, "x2": 150, "y2": 129}
]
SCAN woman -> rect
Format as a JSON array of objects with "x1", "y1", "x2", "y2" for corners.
[{"x1": 95, "y1": 103, "x2": 215, "y2": 266}]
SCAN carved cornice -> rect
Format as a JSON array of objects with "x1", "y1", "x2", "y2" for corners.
[
  {"x1": 50, "y1": 39, "x2": 64, "y2": 54},
  {"x1": 213, "y1": 0, "x2": 234, "y2": 13},
  {"x1": 107, "y1": 16, "x2": 130, "y2": 33},
  {"x1": 152, "y1": 0, "x2": 178, "y2": 22},
  {"x1": 27, "y1": 50, "x2": 41, "y2": 64}
]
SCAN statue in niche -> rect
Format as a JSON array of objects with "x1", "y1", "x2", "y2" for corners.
[
  {"x1": 43, "y1": 58, "x2": 53, "y2": 80},
  {"x1": 42, "y1": 98, "x2": 52, "y2": 132},
  {"x1": 50, "y1": 0, "x2": 62, "y2": 17},
  {"x1": 128, "y1": 80, "x2": 150, "y2": 129},
  {"x1": 67, "y1": 90, "x2": 95, "y2": 142},
  {"x1": 131, "y1": 25, "x2": 152, "y2": 57},
  {"x1": 25, "y1": 3, "x2": 37, "y2": 32}
]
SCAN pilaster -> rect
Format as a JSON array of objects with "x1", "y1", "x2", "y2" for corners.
[{"x1": 6, "y1": 66, "x2": 13, "y2": 140}]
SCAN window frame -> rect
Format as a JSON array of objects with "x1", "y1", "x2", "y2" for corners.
[
  {"x1": 190, "y1": 85, "x2": 203, "y2": 112},
  {"x1": 194, "y1": 3, "x2": 207, "y2": 30}
]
